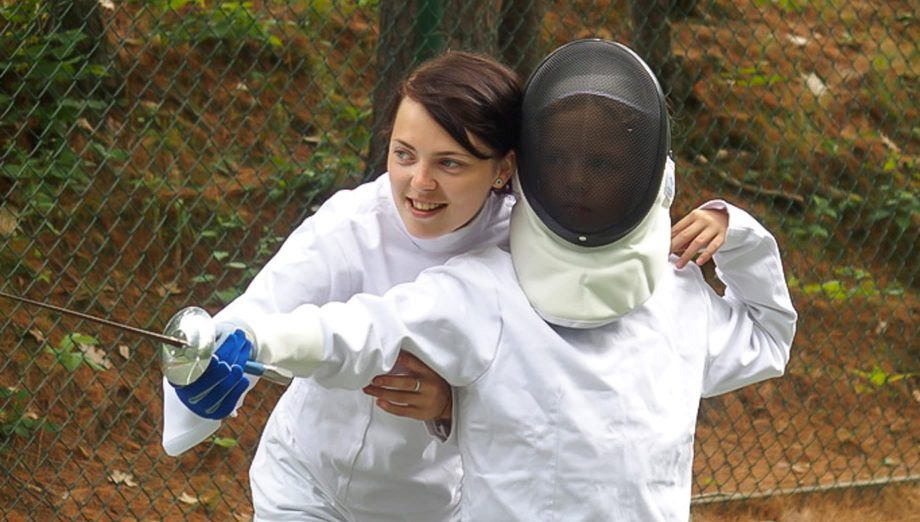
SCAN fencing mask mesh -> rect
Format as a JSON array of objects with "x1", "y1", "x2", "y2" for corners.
[{"x1": 518, "y1": 39, "x2": 670, "y2": 247}]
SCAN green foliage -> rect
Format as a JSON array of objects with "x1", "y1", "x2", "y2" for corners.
[
  {"x1": 152, "y1": 1, "x2": 284, "y2": 50},
  {"x1": 848, "y1": 365, "x2": 919, "y2": 394},
  {"x1": 197, "y1": 216, "x2": 282, "y2": 305},
  {"x1": 0, "y1": 0, "x2": 111, "y2": 216},
  {"x1": 211, "y1": 436, "x2": 238, "y2": 448},
  {"x1": 45, "y1": 333, "x2": 107, "y2": 372},
  {"x1": 789, "y1": 267, "x2": 904, "y2": 301},
  {"x1": 752, "y1": 0, "x2": 806, "y2": 12},
  {"x1": 0, "y1": 387, "x2": 61, "y2": 448},
  {"x1": 868, "y1": 183, "x2": 919, "y2": 234},
  {"x1": 722, "y1": 66, "x2": 786, "y2": 88},
  {"x1": 788, "y1": 194, "x2": 864, "y2": 241}
]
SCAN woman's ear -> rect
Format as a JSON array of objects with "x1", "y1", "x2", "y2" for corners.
[{"x1": 497, "y1": 150, "x2": 516, "y2": 185}]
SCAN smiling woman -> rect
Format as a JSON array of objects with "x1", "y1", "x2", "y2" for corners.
[
  {"x1": 387, "y1": 96, "x2": 515, "y2": 238},
  {"x1": 161, "y1": 50, "x2": 524, "y2": 522},
  {"x1": 382, "y1": 52, "x2": 520, "y2": 239}
]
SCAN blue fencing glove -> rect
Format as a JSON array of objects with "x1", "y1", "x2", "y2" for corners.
[{"x1": 173, "y1": 327, "x2": 252, "y2": 420}]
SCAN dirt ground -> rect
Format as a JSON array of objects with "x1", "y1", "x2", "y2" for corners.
[{"x1": 1, "y1": 0, "x2": 918, "y2": 520}]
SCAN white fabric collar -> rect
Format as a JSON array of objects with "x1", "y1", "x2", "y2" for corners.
[
  {"x1": 395, "y1": 191, "x2": 511, "y2": 255},
  {"x1": 510, "y1": 158, "x2": 675, "y2": 328}
]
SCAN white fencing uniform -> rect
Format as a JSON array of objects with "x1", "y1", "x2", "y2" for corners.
[
  {"x1": 245, "y1": 203, "x2": 797, "y2": 521},
  {"x1": 161, "y1": 174, "x2": 514, "y2": 521}
]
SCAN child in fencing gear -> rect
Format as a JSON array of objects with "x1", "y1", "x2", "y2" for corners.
[
  {"x1": 512, "y1": 38, "x2": 674, "y2": 326},
  {"x1": 176, "y1": 40, "x2": 797, "y2": 520}
]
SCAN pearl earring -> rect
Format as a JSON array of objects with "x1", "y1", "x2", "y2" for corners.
[{"x1": 493, "y1": 178, "x2": 504, "y2": 187}]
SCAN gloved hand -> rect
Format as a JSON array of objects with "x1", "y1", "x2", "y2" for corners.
[{"x1": 172, "y1": 326, "x2": 252, "y2": 420}]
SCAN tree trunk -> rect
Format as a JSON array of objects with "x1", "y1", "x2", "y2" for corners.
[
  {"x1": 499, "y1": 0, "x2": 544, "y2": 78},
  {"x1": 367, "y1": 0, "x2": 536, "y2": 177},
  {"x1": 629, "y1": 0, "x2": 693, "y2": 113},
  {"x1": 367, "y1": 1, "x2": 423, "y2": 178},
  {"x1": 442, "y1": 0, "x2": 501, "y2": 55},
  {"x1": 629, "y1": 0, "x2": 672, "y2": 85}
]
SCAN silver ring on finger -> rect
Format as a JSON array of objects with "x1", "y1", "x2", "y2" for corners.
[{"x1": 413, "y1": 378, "x2": 421, "y2": 393}]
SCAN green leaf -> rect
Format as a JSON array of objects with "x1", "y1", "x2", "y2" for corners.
[
  {"x1": 820, "y1": 280, "x2": 848, "y2": 301},
  {"x1": 868, "y1": 367, "x2": 887, "y2": 387},
  {"x1": 57, "y1": 351, "x2": 84, "y2": 372},
  {"x1": 212, "y1": 436, "x2": 238, "y2": 448},
  {"x1": 214, "y1": 287, "x2": 242, "y2": 304},
  {"x1": 806, "y1": 225, "x2": 829, "y2": 239},
  {"x1": 887, "y1": 372, "x2": 919, "y2": 384},
  {"x1": 70, "y1": 333, "x2": 99, "y2": 346}
]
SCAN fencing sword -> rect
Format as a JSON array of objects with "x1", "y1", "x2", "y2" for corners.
[{"x1": 0, "y1": 290, "x2": 292, "y2": 385}]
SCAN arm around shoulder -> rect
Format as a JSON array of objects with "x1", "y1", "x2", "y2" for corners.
[
  {"x1": 700, "y1": 202, "x2": 798, "y2": 397},
  {"x1": 246, "y1": 257, "x2": 504, "y2": 391}
]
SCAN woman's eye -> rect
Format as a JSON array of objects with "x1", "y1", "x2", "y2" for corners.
[
  {"x1": 393, "y1": 150, "x2": 412, "y2": 162},
  {"x1": 441, "y1": 159, "x2": 461, "y2": 169}
]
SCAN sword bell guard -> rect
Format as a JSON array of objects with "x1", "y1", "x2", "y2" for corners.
[{"x1": 161, "y1": 306, "x2": 216, "y2": 386}]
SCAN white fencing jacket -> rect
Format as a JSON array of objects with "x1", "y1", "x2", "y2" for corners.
[
  {"x1": 161, "y1": 174, "x2": 515, "y2": 520},
  {"x1": 246, "y1": 203, "x2": 797, "y2": 521}
]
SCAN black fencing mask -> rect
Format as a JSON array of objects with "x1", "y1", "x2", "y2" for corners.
[{"x1": 518, "y1": 39, "x2": 670, "y2": 247}]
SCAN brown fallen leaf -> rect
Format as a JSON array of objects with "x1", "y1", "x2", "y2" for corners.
[
  {"x1": 28, "y1": 328, "x2": 45, "y2": 344},
  {"x1": 108, "y1": 470, "x2": 138, "y2": 488},
  {"x1": 77, "y1": 445, "x2": 91, "y2": 459},
  {"x1": 198, "y1": 489, "x2": 222, "y2": 511},
  {"x1": 178, "y1": 492, "x2": 199, "y2": 505},
  {"x1": 79, "y1": 343, "x2": 112, "y2": 370},
  {"x1": 157, "y1": 281, "x2": 184, "y2": 297},
  {"x1": 0, "y1": 207, "x2": 17, "y2": 236}
]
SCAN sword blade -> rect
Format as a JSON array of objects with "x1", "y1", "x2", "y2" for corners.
[{"x1": 0, "y1": 290, "x2": 188, "y2": 347}]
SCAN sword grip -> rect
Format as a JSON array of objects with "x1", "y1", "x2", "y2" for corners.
[{"x1": 243, "y1": 360, "x2": 293, "y2": 386}]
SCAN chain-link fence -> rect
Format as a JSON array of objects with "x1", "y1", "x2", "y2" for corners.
[{"x1": 1, "y1": 0, "x2": 916, "y2": 519}]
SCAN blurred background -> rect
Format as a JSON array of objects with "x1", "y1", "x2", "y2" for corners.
[{"x1": 0, "y1": 1, "x2": 917, "y2": 520}]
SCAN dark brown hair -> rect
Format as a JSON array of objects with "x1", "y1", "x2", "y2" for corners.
[{"x1": 382, "y1": 51, "x2": 522, "y2": 160}]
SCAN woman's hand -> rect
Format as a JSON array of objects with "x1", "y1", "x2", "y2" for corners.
[
  {"x1": 363, "y1": 351, "x2": 452, "y2": 422},
  {"x1": 671, "y1": 207, "x2": 729, "y2": 269}
]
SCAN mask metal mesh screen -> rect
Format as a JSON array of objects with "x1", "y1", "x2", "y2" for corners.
[{"x1": 519, "y1": 40, "x2": 670, "y2": 246}]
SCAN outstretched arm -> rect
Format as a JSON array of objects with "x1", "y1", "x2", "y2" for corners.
[{"x1": 247, "y1": 252, "x2": 505, "y2": 391}]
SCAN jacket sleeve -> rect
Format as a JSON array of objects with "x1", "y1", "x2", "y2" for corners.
[
  {"x1": 249, "y1": 254, "x2": 504, "y2": 390},
  {"x1": 699, "y1": 201, "x2": 798, "y2": 397}
]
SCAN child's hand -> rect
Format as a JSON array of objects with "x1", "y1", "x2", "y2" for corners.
[{"x1": 671, "y1": 208, "x2": 729, "y2": 269}]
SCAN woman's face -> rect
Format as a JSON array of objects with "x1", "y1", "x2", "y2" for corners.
[{"x1": 388, "y1": 97, "x2": 513, "y2": 239}]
